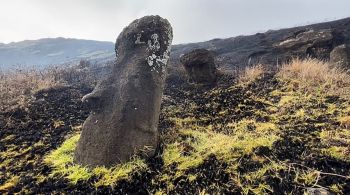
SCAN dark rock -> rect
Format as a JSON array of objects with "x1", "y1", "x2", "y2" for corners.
[
  {"x1": 330, "y1": 44, "x2": 350, "y2": 70},
  {"x1": 180, "y1": 49, "x2": 217, "y2": 85},
  {"x1": 274, "y1": 29, "x2": 343, "y2": 61},
  {"x1": 306, "y1": 187, "x2": 333, "y2": 195},
  {"x1": 74, "y1": 15, "x2": 173, "y2": 167}
]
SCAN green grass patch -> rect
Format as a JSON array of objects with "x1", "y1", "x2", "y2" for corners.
[
  {"x1": 44, "y1": 134, "x2": 148, "y2": 187},
  {"x1": 160, "y1": 117, "x2": 280, "y2": 191},
  {"x1": 0, "y1": 175, "x2": 19, "y2": 192}
]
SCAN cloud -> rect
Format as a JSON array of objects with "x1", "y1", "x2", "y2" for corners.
[{"x1": 0, "y1": 0, "x2": 349, "y2": 44}]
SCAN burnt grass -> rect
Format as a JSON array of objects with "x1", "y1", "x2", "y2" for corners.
[{"x1": 1, "y1": 73, "x2": 350, "y2": 194}]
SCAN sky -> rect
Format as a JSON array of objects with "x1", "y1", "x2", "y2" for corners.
[{"x1": 0, "y1": 0, "x2": 349, "y2": 44}]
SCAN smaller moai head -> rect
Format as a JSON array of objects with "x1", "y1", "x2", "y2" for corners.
[{"x1": 180, "y1": 49, "x2": 217, "y2": 85}]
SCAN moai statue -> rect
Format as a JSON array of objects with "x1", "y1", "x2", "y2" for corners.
[{"x1": 74, "y1": 15, "x2": 173, "y2": 167}]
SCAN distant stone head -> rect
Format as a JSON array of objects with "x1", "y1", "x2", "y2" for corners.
[
  {"x1": 180, "y1": 48, "x2": 217, "y2": 85},
  {"x1": 330, "y1": 44, "x2": 350, "y2": 70}
]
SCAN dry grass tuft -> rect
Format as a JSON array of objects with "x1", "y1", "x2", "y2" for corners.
[
  {"x1": 0, "y1": 60, "x2": 103, "y2": 112},
  {"x1": 0, "y1": 68, "x2": 60, "y2": 111},
  {"x1": 277, "y1": 58, "x2": 350, "y2": 98},
  {"x1": 239, "y1": 64, "x2": 265, "y2": 84}
]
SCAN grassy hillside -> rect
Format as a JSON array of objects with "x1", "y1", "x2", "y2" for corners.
[{"x1": 0, "y1": 59, "x2": 349, "y2": 194}]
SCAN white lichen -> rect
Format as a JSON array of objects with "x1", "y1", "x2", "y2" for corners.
[
  {"x1": 147, "y1": 56, "x2": 154, "y2": 67},
  {"x1": 147, "y1": 34, "x2": 161, "y2": 51},
  {"x1": 143, "y1": 30, "x2": 172, "y2": 74}
]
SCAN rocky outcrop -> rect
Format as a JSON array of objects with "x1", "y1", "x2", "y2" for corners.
[
  {"x1": 169, "y1": 17, "x2": 350, "y2": 74},
  {"x1": 330, "y1": 44, "x2": 350, "y2": 70},
  {"x1": 74, "y1": 15, "x2": 173, "y2": 167},
  {"x1": 274, "y1": 29, "x2": 344, "y2": 61},
  {"x1": 180, "y1": 49, "x2": 217, "y2": 85}
]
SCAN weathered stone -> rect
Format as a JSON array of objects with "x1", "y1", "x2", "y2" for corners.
[
  {"x1": 74, "y1": 15, "x2": 173, "y2": 167},
  {"x1": 274, "y1": 29, "x2": 343, "y2": 60},
  {"x1": 180, "y1": 49, "x2": 217, "y2": 85},
  {"x1": 330, "y1": 44, "x2": 350, "y2": 69},
  {"x1": 306, "y1": 187, "x2": 333, "y2": 195}
]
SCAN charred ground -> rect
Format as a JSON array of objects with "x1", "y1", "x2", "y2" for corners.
[{"x1": 1, "y1": 60, "x2": 349, "y2": 194}]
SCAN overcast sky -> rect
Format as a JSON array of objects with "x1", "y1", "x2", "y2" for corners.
[{"x1": 1, "y1": 0, "x2": 349, "y2": 44}]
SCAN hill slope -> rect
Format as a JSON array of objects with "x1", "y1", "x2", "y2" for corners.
[
  {"x1": 0, "y1": 38, "x2": 114, "y2": 69},
  {"x1": 170, "y1": 17, "x2": 350, "y2": 72}
]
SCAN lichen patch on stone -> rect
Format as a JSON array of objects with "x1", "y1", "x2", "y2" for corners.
[
  {"x1": 147, "y1": 34, "x2": 161, "y2": 51},
  {"x1": 145, "y1": 32, "x2": 172, "y2": 75}
]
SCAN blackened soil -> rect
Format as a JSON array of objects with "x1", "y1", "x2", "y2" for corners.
[
  {"x1": 1, "y1": 73, "x2": 349, "y2": 194},
  {"x1": 0, "y1": 86, "x2": 91, "y2": 194}
]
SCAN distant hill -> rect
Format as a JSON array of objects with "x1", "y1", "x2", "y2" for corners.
[
  {"x1": 1, "y1": 17, "x2": 350, "y2": 71},
  {"x1": 169, "y1": 17, "x2": 350, "y2": 73},
  {"x1": 0, "y1": 38, "x2": 115, "y2": 70}
]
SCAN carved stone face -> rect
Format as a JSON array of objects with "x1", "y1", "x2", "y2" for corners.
[{"x1": 74, "y1": 15, "x2": 173, "y2": 167}]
